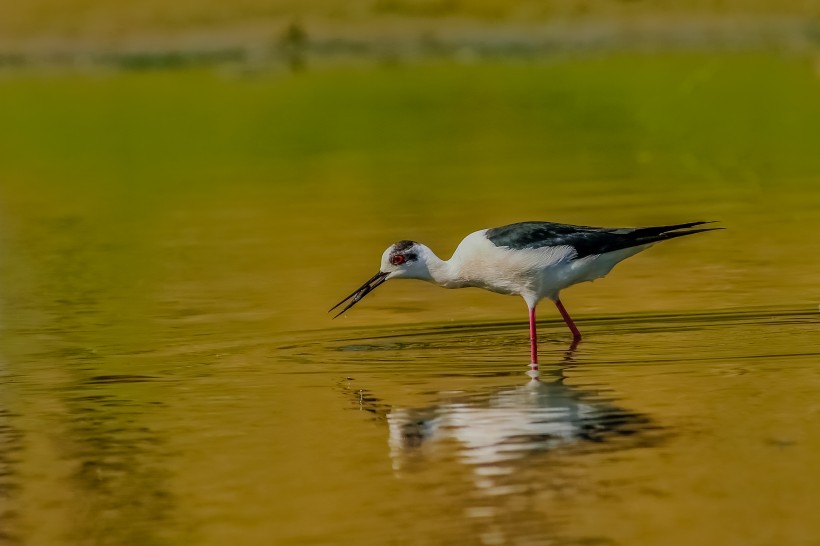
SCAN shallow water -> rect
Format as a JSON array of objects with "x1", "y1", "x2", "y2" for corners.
[{"x1": 1, "y1": 54, "x2": 820, "y2": 545}]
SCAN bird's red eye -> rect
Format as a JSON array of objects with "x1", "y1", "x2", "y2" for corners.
[{"x1": 390, "y1": 254, "x2": 405, "y2": 265}]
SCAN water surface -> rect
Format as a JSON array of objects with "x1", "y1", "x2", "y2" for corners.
[{"x1": 1, "y1": 53, "x2": 819, "y2": 545}]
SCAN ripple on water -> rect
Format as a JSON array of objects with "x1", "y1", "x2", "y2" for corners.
[{"x1": 280, "y1": 306, "x2": 819, "y2": 372}]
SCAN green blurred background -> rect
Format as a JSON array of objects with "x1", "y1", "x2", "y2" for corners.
[
  {"x1": 1, "y1": 3, "x2": 820, "y2": 546},
  {"x1": 2, "y1": 2, "x2": 819, "y2": 328}
]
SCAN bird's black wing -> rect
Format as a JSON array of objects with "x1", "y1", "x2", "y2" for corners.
[{"x1": 485, "y1": 221, "x2": 718, "y2": 258}]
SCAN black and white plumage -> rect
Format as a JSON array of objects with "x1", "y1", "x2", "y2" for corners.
[{"x1": 330, "y1": 220, "x2": 720, "y2": 364}]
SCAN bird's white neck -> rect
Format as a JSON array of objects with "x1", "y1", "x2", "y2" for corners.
[
  {"x1": 424, "y1": 253, "x2": 466, "y2": 288},
  {"x1": 405, "y1": 247, "x2": 466, "y2": 289}
]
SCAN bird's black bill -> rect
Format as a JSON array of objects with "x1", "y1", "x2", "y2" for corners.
[{"x1": 329, "y1": 271, "x2": 389, "y2": 318}]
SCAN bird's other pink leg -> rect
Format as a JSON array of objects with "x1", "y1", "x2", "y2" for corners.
[
  {"x1": 555, "y1": 299, "x2": 582, "y2": 341},
  {"x1": 529, "y1": 306, "x2": 538, "y2": 367}
]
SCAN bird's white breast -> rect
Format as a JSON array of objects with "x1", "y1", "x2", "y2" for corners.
[{"x1": 449, "y1": 230, "x2": 574, "y2": 296}]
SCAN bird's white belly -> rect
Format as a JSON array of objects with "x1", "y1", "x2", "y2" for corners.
[
  {"x1": 455, "y1": 236, "x2": 651, "y2": 302},
  {"x1": 538, "y1": 245, "x2": 651, "y2": 298}
]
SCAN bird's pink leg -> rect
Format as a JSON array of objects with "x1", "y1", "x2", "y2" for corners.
[
  {"x1": 555, "y1": 299, "x2": 582, "y2": 341},
  {"x1": 529, "y1": 306, "x2": 538, "y2": 366}
]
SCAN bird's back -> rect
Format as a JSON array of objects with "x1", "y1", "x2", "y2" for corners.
[{"x1": 485, "y1": 221, "x2": 717, "y2": 258}]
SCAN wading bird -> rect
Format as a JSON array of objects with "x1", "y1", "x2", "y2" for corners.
[{"x1": 330, "y1": 221, "x2": 719, "y2": 364}]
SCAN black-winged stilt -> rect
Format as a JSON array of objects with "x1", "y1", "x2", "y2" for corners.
[{"x1": 330, "y1": 221, "x2": 719, "y2": 364}]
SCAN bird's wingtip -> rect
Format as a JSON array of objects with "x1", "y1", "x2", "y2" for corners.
[
  {"x1": 668, "y1": 221, "x2": 724, "y2": 232},
  {"x1": 683, "y1": 220, "x2": 721, "y2": 228}
]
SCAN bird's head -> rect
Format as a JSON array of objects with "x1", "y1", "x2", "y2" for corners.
[
  {"x1": 329, "y1": 240, "x2": 430, "y2": 318},
  {"x1": 379, "y1": 240, "x2": 429, "y2": 279}
]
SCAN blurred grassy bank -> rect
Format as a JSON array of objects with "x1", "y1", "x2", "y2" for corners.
[
  {"x1": 2, "y1": 0, "x2": 818, "y2": 42},
  {"x1": 0, "y1": 0, "x2": 818, "y2": 70}
]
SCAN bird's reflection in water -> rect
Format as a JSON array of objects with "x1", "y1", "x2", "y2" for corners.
[
  {"x1": 346, "y1": 343, "x2": 662, "y2": 544},
  {"x1": 353, "y1": 342, "x2": 659, "y2": 481}
]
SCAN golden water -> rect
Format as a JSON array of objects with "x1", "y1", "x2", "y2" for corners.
[{"x1": 1, "y1": 55, "x2": 819, "y2": 545}]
